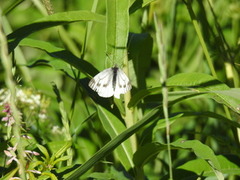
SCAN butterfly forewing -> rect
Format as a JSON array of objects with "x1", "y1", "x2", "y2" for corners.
[
  {"x1": 88, "y1": 68, "x2": 115, "y2": 98},
  {"x1": 89, "y1": 67, "x2": 131, "y2": 99},
  {"x1": 113, "y1": 68, "x2": 132, "y2": 98},
  {"x1": 96, "y1": 70, "x2": 115, "y2": 98},
  {"x1": 89, "y1": 68, "x2": 111, "y2": 90}
]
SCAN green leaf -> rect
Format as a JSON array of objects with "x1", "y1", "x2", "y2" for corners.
[
  {"x1": 172, "y1": 139, "x2": 224, "y2": 179},
  {"x1": 97, "y1": 106, "x2": 133, "y2": 170},
  {"x1": 129, "y1": 0, "x2": 156, "y2": 13},
  {"x1": 129, "y1": 87, "x2": 203, "y2": 108},
  {"x1": 65, "y1": 106, "x2": 162, "y2": 179},
  {"x1": 128, "y1": 33, "x2": 153, "y2": 90},
  {"x1": 19, "y1": 38, "x2": 98, "y2": 77},
  {"x1": 88, "y1": 172, "x2": 114, "y2": 180},
  {"x1": 133, "y1": 142, "x2": 167, "y2": 168},
  {"x1": 134, "y1": 139, "x2": 225, "y2": 179},
  {"x1": 178, "y1": 111, "x2": 240, "y2": 128},
  {"x1": 54, "y1": 141, "x2": 72, "y2": 159},
  {"x1": 2, "y1": 0, "x2": 24, "y2": 15},
  {"x1": 37, "y1": 144, "x2": 50, "y2": 161},
  {"x1": 213, "y1": 88, "x2": 240, "y2": 99},
  {"x1": 130, "y1": 73, "x2": 240, "y2": 113},
  {"x1": 48, "y1": 60, "x2": 77, "y2": 78},
  {"x1": 40, "y1": 171, "x2": 58, "y2": 180},
  {"x1": 176, "y1": 155, "x2": 240, "y2": 178},
  {"x1": 167, "y1": 72, "x2": 240, "y2": 114},
  {"x1": 128, "y1": 87, "x2": 161, "y2": 107},
  {"x1": 152, "y1": 113, "x2": 182, "y2": 137},
  {"x1": 0, "y1": 167, "x2": 19, "y2": 180},
  {"x1": 7, "y1": 10, "x2": 105, "y2": 52},
  {"x1": 52, "y1": 156, "x2": 72, "y2": 166},
  {"x1": 172, "y1": 139, "x2": 220, "y2": 168},
  {"x1": 106, "y1": 0, "x2": 129, "y2": 67},
  {"x1": 47, "y1": 140, "x2": 72, "y2": 159},
  {"x1": 133, "y1": 114, "x2": 182, "y2": 167},
  {"x1": 28, "y1": 160, "x2": 45, "y2": 169},
  {"x1": 88, "y1": 166, "x2": 129, "y2": 180}
]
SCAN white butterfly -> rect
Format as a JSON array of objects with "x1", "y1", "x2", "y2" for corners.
[{"x1": 88, "y1": 66, "x2": 132, "y2": 99}]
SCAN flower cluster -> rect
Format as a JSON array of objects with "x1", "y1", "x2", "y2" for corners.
[
  {"x1": 1, "y1": 87, "x2": 51, "y2": 178},
  {"x1": 4, "y1": 142, "x2": 41, "y2": 179},
  {"x1": 1, "y1": 87, "x2": 49, "y2": 126},
  {"x1": 1, "y1": 103, "x2": 15, "y2": 126},
  {"x1": 3, "y1": 142, "x2": 40, "y2": 166}
]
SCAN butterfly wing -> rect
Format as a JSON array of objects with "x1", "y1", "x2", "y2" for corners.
[
  {"x1": 88, "y1": 68, "x2": 115, "y2": 98},
  {"x1": 113, "y1": 68, "x2": 132, "y2": 99}
]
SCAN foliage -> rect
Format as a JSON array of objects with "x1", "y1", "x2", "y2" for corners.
[{"x1": 0, "y1": 0, "x2": 240, "y2": 179}]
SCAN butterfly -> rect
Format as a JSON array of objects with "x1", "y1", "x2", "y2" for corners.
[{"x1": 88, "y1": 66, "x2": 132, "y2": 99}]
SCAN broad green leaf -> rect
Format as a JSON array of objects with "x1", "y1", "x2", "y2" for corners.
[
  {"x1": 19, "y1": 38, "x2": 98, "y2": 77},
  {"x1": 213, "y1": 88, "x2": 240, "y2": 99},
  {"x1": 130, "y1": 73, "x2": 240, "y2": 113},
  {"x1": 134, "y1": 139, "x2": 224, "y2": 179},
  {"x1": 48, "y1": 60, "x2": 77, "y2": 78},
  {"x1": 128, "y1": 33, "x2": 153, "y2": 90},
  {"x1": 106, "y1": 0, "x2": 129, "y2": 67},
  {"x1": 167, "y1": 72, "x2": 226, "y2": 88},
  {"x1": 104, "y1": 0, "x2": 133, "y2": 171},
  {"x1": 128, "y1": 87, "x2": 202, "y2": 108},
  {"x1": 7, "y1": 10, "x2": 105, "y2": 52},
  {"x1": 176, "y1": 155, "x2": 240, "y2": 178},
  {"x1": 97, "y1": 106, "x2": 133, "y2": 170},
  {"x1": 172, "y1": 139, "x2": 224, "y2": 179},
  {"x1": 65, "y1": 106, "x2": 162, "y2": 179},
  {"x1": 167, "y1": 72, "x2": 240, "y2": 114},
  {"x1": 37, "y1": 144, "x2": 50, "y2": 161}
]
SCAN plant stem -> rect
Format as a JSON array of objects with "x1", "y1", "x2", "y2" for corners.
[
  {"x1": 184, "y1": 0, "x2": 217, "y2": 78},
  {"x1": 0, "y1": 12, "x2": 26, "y2": 180},
  {"x1": 154, "y1": 13, "x2": 173, "y2": 180}
]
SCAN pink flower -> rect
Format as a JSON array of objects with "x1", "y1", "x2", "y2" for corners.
[
  {"x1": 1, "y1": 103, "x2": 15, "y2": 126},
  {"x1": 25, "y1": 150, "x2": 40, "y2": 156},
  {"x1": 4, "y1": 144, "x2": 19, "y2": 165},
  {"x1": 27, "y1": 170, "x2": 41, "y2": 174}
]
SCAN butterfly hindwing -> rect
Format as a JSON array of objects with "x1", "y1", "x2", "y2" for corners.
[
  {"x1": 89, "y1": 68, "x2": 115, "y2": 98},
  {"x1": 114, "y1": 68, "x2": 131, "y2": 98},
  {"x1": 96, "y1": 70, "x2": 114, "y2": 98},
  {"x1": 89, "y1": 67, "x2": 131, "y2": 99}
]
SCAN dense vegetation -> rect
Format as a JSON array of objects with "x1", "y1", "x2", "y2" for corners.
[{"x1": 0, "y1": 0, "x2": 240, "y2": 179}]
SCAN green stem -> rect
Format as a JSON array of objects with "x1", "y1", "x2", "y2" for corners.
[
  {"x1": 0, "y1": 13, "x2": 26, "y2": 180},
  {"x1": 124, "y1": 54, "x2": 137, "y2": 153},
  {"x1": 184, "y1": 0, "x2": 237, "y2": 144},
  {"x1": 184, "y1": 0, "x2": 217, "y2": 78},
  {"x1": 154, "y1": 13, "x2": 173, "y2": 180}
]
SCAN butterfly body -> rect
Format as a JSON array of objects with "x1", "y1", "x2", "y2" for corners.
[
  {"x1": 89, "y1": 67, "x2": 131, "y2": 99},
  {"x1": 112, "y1": 67, "x2": 118, "y2": 90}
]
